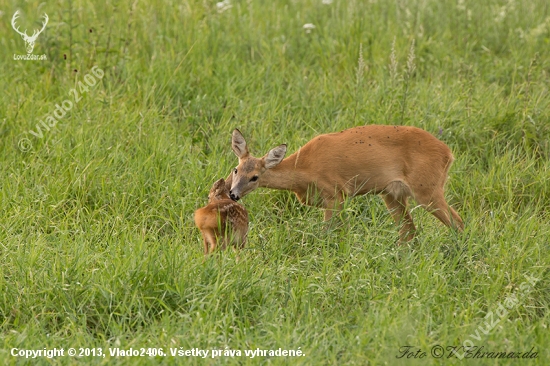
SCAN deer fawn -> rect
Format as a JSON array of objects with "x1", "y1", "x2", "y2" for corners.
[
  {"x1": 194, "y1": 178, "x2": 249, "y2": 255},
  {"x1": 226, "y1": 126, "x2": 463, "y2": 244}
]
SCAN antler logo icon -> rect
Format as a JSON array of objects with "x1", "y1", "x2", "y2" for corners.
[{"x1": 11, "y1": 10, "x2": 49, "y2": 54}]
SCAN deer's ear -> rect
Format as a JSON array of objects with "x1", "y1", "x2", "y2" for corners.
[
  {"x1": 212, "y1": 178, "x2": 225, "y2": 189},
  {"x1": 264, "y1": 144, "x2": 286, "y2": 169},
  {"x1": 232, "y1": 129, "x2": 249, "y2": 159}
]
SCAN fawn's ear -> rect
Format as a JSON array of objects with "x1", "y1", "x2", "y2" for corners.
[
  {"x1": 212, "y1": 178, "x2": 226, "y2": 190},
  {"x1": 264, "y1": 144, "x2": 287, "y2": 169},
  {"x1": 232, "y1": 129, "x2": 249, "y2": 159}
]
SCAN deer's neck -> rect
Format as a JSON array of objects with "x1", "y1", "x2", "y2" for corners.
[{"x1": 259, "y1": 153, "x2": 307, "y2": 192}]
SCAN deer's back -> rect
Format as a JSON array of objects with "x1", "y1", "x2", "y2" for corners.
[{"x1": 289, "y1": 125, "x2": 453, "y2": 195}]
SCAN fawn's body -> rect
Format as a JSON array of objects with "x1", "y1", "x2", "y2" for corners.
[
  {"x1": 194, "y1": 178, "x2": 248, "y2": 254},
  {"x1": 227, "y1": 125, "x2": 463, "y2": 243}
]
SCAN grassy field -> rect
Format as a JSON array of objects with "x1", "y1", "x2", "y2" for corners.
[{"x1": 1, "y1": 0, "x2": 549, "y2": 364}]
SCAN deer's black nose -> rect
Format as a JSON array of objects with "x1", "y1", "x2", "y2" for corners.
[{"x1": 229, "y1": 191, "x2": 239, "y2": 201}]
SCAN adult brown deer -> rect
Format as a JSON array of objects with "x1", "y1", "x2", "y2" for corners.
[
  {"x1": 227, "y1": 126, "x2": 463, "y2": 243},
  {"x1": 194, "y1": 178, "x2": 249, "y2": 254}
]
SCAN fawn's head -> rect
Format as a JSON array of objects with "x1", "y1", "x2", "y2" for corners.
[
  {"x1": 208, "y1": 178, "x2": 231, "y2": 203},
  {"x1": 229, "y1": 129, "x2": 286, "y2": 201}
]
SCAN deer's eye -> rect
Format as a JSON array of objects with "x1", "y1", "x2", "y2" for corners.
[
  {"x1": 250, "y1": 175, "x2": 259, "y2": 182},
  {"x1": 234, "y1": 168, "x2": 238, "y2": 174}
]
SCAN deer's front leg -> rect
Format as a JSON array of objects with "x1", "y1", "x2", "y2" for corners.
[{"x1": 322, "y1": 193, "x2": 343, "y2": 222}]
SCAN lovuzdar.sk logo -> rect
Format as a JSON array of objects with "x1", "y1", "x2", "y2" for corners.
[{"x1": 11, "y1": 10, "x2": 48, "y2": 61}]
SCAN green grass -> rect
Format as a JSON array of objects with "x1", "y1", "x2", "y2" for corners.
[{"x1": 1, "y1": 0, "x2": 549, "y2": 364}]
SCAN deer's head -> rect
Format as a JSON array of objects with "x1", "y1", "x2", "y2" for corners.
[
  {"x1": 11, "y1": 11, "x2": 48, "y2": 54},
  {"x1": 229, "y1": 129, "x2": 286, "y2": 201},
  {"x1": 208, "y1": 178, "x2": 231, "y2": 203}
]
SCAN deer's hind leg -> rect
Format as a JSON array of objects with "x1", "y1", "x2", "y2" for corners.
[
  {"x1": 202, "y1": 229, "x2": 218, "y2": 255},
  {"x1": 382, "y1": 181, "x2": 416, "y2": 244},
  {"x1": 412, "y1": 186, "x2": 464, "y2": 231}
]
